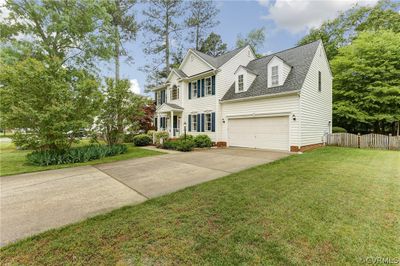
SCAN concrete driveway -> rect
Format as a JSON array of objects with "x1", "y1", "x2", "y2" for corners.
[{"x1": 0, "y1": 148, "x2": 289, "y2": 246}]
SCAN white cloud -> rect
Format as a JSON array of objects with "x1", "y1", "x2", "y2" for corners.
[
  {"x1": 0, "y1": 0, "x2": 10, "y2": 22},
  {"x1": 129, "y1": 79, "x2": 141, "y2": 94},
  {"x1": 259, "y1": 0, "x2": 379, "y2": 33}
]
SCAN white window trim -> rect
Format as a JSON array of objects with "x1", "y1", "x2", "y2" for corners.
[
  {"x1": 271, "y1": 66, "x2": 279, "y2": 86},
  {"x1": 191, "y1": 81, "x2": 198, "y2": 98},
  {"x1": 205, "y1": 113, "x2": 212, "y2": 131},
  {"x1": 191, "y1": 114, "x2": 198, "y2": 131},
  {"x1": 238, "y1": 74, "x2": 244, "y2": 92},
  {"x1": 204, "y1": 77, "x2": 212, "y2": 96},
  {"x1": 171, "y1": 86, "x2": 179, "y2": 100}
]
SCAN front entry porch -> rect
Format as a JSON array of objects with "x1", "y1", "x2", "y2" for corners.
[{"x1": 156, "y1": 103, "x2": 184, "y2": 138}]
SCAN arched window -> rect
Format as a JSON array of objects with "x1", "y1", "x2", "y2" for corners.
[{"x1": 171, "y1": 85, "x2": 179, "y2": 100}]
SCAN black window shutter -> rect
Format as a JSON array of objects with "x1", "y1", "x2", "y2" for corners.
[
  {"x1": 201, "y1": 79, "x2": 205, "y2": 97},
  {"x1": 211, "y1": 112, "x2": 215, "y2": 132},
  {"x1": 197, "y1": 114, "x2": 201, "y2": 132},
  {"x1": 211, "y1": 75, "x2": 216, "y2": 95},
  {"x1": 197, "y1": 80, "x2": 201, "y2": 98},
  {"x1": 155, "y1": 117, "x2": 158, "y2": 129},
  {"x1": 188, "y1": 115, "x2": 191, "y2": 131},
  {"x1": 188, "y1": 83, "x2": 191, "y2": 99},
  {"x1": 201, "y1": 113, "x2": 205, "y2": 132}
]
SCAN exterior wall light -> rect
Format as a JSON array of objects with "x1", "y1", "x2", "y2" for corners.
[
  {"x1": 292, "y1": 114, "x2": 296, "y2": 121},
  {"x1": 222, "y1": 118, "x2": 226, "y2": 123}
]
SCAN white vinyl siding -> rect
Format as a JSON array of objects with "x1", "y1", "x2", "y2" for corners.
[
  {"x1": 300, "y1": 43, "x2": 333, "y2": 146},
  {"x1": 180, "y1": 52, "x2": 213, "y2": 76}
]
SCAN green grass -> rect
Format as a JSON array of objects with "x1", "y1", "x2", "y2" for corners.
[
  {"x1": 0, "y1": 141, "x2": 164, "y2": 176},
  {"x1": 1, "y1": 147, "x2": 399, "y2": 265}
]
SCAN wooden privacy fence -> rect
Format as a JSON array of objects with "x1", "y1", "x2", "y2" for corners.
[{"x1": 326, "y1": 133, "x2": 400, "y2": 150}]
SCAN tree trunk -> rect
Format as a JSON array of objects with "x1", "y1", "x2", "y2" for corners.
[
  {"x1": 115, "y1": 0, "x2": 121, "y2": 81},
  {"x1": 196, "y1": 25, "x2": 200, "y2": 50},
  {"x1": 165, "y1": 10, "x2": 170, "y2": 72}
]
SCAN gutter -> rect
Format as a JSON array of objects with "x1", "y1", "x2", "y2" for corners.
[{"x1": 220, "y1": 90, "x2": 300, "y2": 103}]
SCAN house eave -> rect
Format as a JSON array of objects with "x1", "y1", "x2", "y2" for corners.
[{"x1": 220, "y1": 90, "x2": 300, "y2": 103}]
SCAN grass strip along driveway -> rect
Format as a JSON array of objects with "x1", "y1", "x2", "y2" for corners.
[
  {"x1": 1, "y1": 147, "x2": 399, "y2": 265},
  {"x1": 0, "y1": 142, "x2": 163, "y2": 176}
]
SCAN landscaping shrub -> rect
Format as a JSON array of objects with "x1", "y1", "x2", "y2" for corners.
[
  {"x1": 162, "y1": 140, "x2": 179, "y2": 150},
  {"x1": 155, "y1": 131, "x2": 169, "y2": 144},
  {"x1": 26, "y1": 144, "x2": 128, "y2": 166},
  {"x1": 193, "y1": 134, "x2": 212, "y2": 148},
  {"x1": 123, "y1": 133, "x2": 137, "y2": 143},
  {"x1": 176, "y1": 139, "x2": 195, "y2": 152},
  {"x1": 132, "y1": 134, "x2": 152, "y2": 146},
  {"x1": 332, "y1": 126, "x2": 347, "y2": 133},
  {"x1": 179, "y1": 134, "x2": 194, "y2": 141}
]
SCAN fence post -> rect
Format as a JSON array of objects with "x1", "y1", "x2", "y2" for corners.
[
  {"x1": 388, "y1": 133, "x2": 392, "y2": 150},
  {"x1": 357, "y1": 133, "x2": 361, "y2": 148}
]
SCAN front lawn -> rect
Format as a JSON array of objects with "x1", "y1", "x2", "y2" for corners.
[
  {"x1": 1, "y1": 147, "x2": 399, "y2": 264},
  {"x1": 0, "y1": 141, "x2": 163, "y2": 176}
]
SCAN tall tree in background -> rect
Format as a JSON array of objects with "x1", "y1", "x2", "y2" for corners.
[
  {"x1": 0, "y1": 0, "x2": 111, "y2": 68},
  {"x1": 236, "y1": 27, "x2": 266, "y2": 56},
  {"x1": 104, "y1": 0, "x2": 139, "y2": 81},
  {"x1": 199, "y1": 32, "x2": 227, "y2": 56},
  {"x1": 142, "y1": 0, "x2": 183, "y2": 87},
  {"x1": 185, "y1": 0, "x2": 219, "y2": 50},
  {"x1": 331, "y1": 30, "x2": 400, "y2": 134},
  {"x1": 298, "y1": 0, "x2": 400, "y2": 60}
]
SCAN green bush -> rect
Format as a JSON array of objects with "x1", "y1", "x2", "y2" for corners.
[
  {"x1": 155, "y1": 131, "x2": 169, "y2": 144},
  {"x1": 193, "y1": 134, "x2": 212, "y2": 148},
  {"x1": 176, "y1": 139, "x2": 195, "y2": 152},
  {"x1": 132, "y1": 134, "x2": 152, "y2": 146},
  {"x1": 162, "y1": 140, "x2": 179, "y2": 150},
  {"x1": 179, "y1": 134, "x2": 194, "y2": 141},
  {"x1": 332, "y1": 127, "x2": 347, "y2": 133},
  {"x1": 123, "y1": 133, "x2": 137, "y2": 143},
  {"x1": 26, "y1": 144, "x2": 128, "y2": 166}
]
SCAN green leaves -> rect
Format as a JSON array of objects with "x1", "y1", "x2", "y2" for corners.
[
  {"x1": 331, "y1": 30, "x2": 400, "y2": 131},
  {"x1": 0, "y1": 57, "x2": 102, "y2": 150}
]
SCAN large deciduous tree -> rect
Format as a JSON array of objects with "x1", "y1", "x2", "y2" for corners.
[
  {"x1": 141, "y1": 0, "x2": 183, "y2": 88},
  {"x1": 185, "y1": 0, "x2": 219, "y2": 50},
  {"x1": 199, "y1": 32, "x2": 227, "y2": 56},
  {"x1": 104, "y1": 0, "x2": 138, "y2": 81},
  {"x1": 97, "y1": 79, "x2": 153, "y2": 145},
  {"x1": 1, "y1": 0, "x2": 111, "y2": 68},
  {"x1": 0, "y1": 58, "x2": 102, "y2": 150},
  {"x1": 331, "y1": 30, "x2": 400, "y2": 134},
  {"x1": 297, "y1": 0, "x2": 400, "y2": 60},
  {"x1": 236, "y1": 27, "x2": 266, "y2": 56}
]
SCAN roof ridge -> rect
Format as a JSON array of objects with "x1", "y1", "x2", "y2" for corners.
[{"x1": 249, "y1": 39, "x2": 321, "y2": 63}]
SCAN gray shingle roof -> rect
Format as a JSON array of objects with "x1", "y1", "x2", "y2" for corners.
[
  {"x1": 174, "y1": 69, "x2": 187, "y2": 78},
  {"x1": 221, "y1": 40, "x2": 321, "y2": 101},
  {"x1": 165, "y1": 103, "x2": 183, "y2": 110},
  {"x1": 192, "y1": 46, "x2": 247, "y2": 68}
]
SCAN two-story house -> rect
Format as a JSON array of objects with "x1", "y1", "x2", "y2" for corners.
[{"x1": 151, "y1": 40, "x2": 332, "y2": 152}]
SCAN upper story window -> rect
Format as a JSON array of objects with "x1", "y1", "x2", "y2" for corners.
[
  {"x1": 271, "y1": 66, "x2": 279, "y2": 86},
  {"x1": 238, "y1": 74, "x2": 244, "y2": 92},
  {"x1": 318, "y1": 71, "x2": 322, "y2": 92},
  {"x1": 205, "y1": 77, "x2": 212, "y2": 95},
  {"x1": 191, "y1": 81, "x2": 198, "y2": 98},
  {"x1": 171, "y1": 85, "x2": 179, "y2": 100}
]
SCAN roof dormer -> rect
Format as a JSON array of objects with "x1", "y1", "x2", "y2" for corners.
[
  {"x1": 234, "y1": 65, "x2": 257, "y2": 93},
  {"x1": 267, "y1": 56, "x2": 291, "y2": 88}
]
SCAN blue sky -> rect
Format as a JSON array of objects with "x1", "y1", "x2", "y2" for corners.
[{"x1": 98, "y1": 0, "x2": 379, "y2": 94}]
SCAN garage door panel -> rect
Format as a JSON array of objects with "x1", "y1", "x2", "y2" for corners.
[{"x1": 228, "y1": 116, "x2": 289, "y2": 151}]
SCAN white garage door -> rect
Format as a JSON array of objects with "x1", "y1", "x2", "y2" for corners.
[{"x1": 228, "y1": 116, "x2": 289, "y2": 151}]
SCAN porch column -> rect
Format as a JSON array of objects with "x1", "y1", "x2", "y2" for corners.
[
  {"x1": 157, "y1": 114, "x2": 161, "y2": 131},
  {"x1": 170, "y1": 110, "x2": 174, "y2": 137}
]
